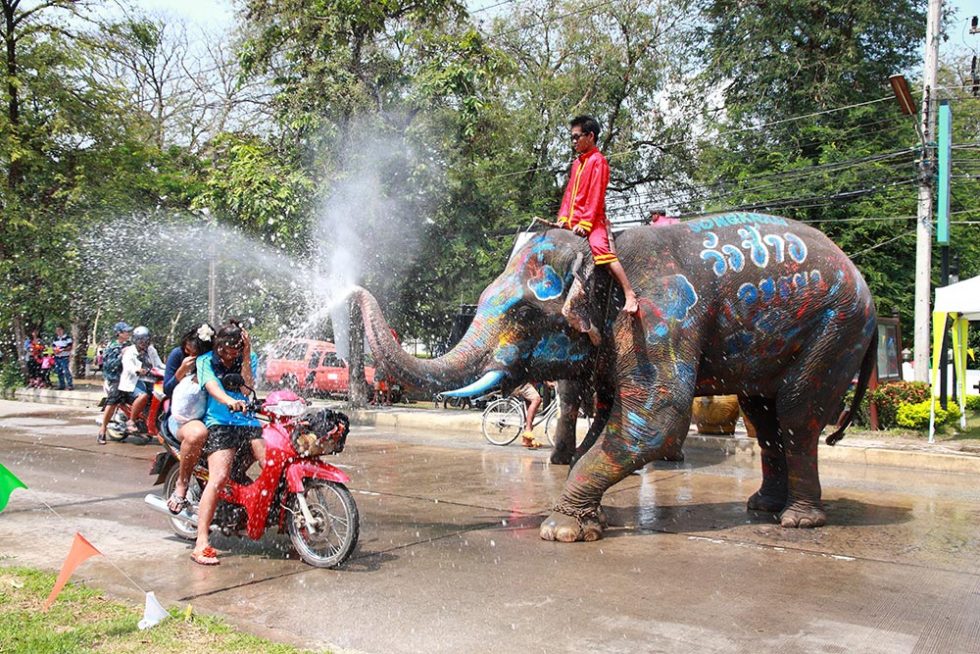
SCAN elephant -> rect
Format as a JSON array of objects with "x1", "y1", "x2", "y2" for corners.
[{"x1": 353, "y1": 211, "x2": 877, "y2": 542}]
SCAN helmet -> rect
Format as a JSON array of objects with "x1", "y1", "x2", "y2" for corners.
[
  {"x1": 113, "y1": 321, "x2": 133, "y2": 334},
  {"x1": 133, "y1": 326, "x2": 150, "y2": 343}
]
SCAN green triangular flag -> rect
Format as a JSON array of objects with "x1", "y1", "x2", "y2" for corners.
[{"x1": 0, "y1": 462, "x2": 27, "y2": 513}]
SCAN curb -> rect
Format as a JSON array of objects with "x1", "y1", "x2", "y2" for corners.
[{"x1": 5, "y1": 387, "x2": 980, "y2": 476}]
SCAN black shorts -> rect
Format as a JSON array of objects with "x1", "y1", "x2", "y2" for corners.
[
  {"x1": 203, "y1": 425, "x2": 263, "y2": 457},
  {"x1": 104, "y1": 384, "x2": 134, "y2": 406}
]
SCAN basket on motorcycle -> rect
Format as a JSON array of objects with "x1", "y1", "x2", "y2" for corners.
[{"x1": 292, "y1": 408, "x2": 350, "y2": 457}]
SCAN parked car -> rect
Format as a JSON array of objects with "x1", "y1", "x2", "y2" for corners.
[{"x1": 263, "y1": 339, "x2": 375, "y2": 397}]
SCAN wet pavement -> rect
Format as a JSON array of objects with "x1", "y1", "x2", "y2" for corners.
[{"x1": 1, "y1": 399, "x2": 979, "y2": 653}]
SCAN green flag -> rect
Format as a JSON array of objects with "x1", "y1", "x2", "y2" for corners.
[{"x1": 0, "y1": 462, "x2": 27, "y2": 513}]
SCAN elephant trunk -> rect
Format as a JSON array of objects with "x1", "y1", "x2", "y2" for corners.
[{"x1": 351, "y1": 286, "x2": 498, "y2": 393}]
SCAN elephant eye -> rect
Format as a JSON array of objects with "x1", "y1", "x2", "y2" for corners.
[{"x1": 513, "y1": 305, "x2": 537, "y2": 325}]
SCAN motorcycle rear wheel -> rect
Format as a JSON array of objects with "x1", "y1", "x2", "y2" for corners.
[
  {"x1": 162, "y1": 465, "x2": 204, "y2": 541},
  {"x1": 287, "y1": 480, "x2": 359, "y2": 568}
]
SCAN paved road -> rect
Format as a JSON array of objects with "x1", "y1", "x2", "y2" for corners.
[{"x1": 2, "y1": 399, "x2": 979, "y2": 654}]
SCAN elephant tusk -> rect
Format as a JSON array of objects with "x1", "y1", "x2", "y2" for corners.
[{"x1": 441, "y1": 371, "x2": 506, "y2": 398}]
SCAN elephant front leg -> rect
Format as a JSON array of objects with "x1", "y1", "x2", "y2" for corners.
[{"x1": 541, "y1": 391, "x2": 691, "y2": 542}]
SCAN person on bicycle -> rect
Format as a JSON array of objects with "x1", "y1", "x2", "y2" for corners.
[{"x1": 512, "y1": 382, "x2": 545, "y2": 449}]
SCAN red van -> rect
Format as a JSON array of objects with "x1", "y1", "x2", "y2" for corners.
[{"x1": 263, "y1": 339, "x2": 375, "y2": 396}]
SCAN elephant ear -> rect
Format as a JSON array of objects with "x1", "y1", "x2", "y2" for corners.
[{"x1": 561, "y1": 253, "x2": 601, "y2": 346}]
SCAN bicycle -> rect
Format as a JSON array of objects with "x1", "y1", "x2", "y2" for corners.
[{"x1": 481, "y1": 395, "x2": 592, "y2": 446}]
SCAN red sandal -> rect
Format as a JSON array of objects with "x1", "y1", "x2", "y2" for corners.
[{"x1": 190, "y1": 546, "x2": 220, "y2": 566}]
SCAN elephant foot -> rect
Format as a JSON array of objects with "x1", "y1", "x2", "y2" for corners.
[
  {"x1": 746, "y1": 490, "x2": 786, "y2": 513},
  {"x1": 659, "y1": 449, "x2": 684, "y2": 463},
  {"x1": 539, "y1": 505, "x2": 606, "y2": 542},
  {"x1": 549, "y1": 451, "x2": 574, "y2": 465},
  {"x1": 778, "y1": 502, "x2": 826, "y2": 528}
]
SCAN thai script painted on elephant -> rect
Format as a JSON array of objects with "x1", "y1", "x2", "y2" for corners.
[
  {"x1": 687, "y1": 212, "x2": 789, "y2": 234},
  {"x1": 700, "y1": 226, "x2": 808, "y2": 277},
  {"x1": 736, "y1": 270, "x2": 823, "y2": 306}
]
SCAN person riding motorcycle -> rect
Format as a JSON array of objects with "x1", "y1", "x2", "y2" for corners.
[{"x1": 120, "y1": 326, "x2": 165, "y2": 435}]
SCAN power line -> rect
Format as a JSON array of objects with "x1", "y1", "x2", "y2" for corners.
[{"x1": 848, "y1": 230, "x2": 915, "y2": 258}]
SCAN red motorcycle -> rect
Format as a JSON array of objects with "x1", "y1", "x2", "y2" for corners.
[
  {"x1": 99, "y1": 367, "x2": 167, "y2": 442},
  {"x1": 143, "y1": 380, "x2": 359, "y2": 568}
]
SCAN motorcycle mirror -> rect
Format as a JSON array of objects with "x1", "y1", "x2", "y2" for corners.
[{"x1": 221, "y1": 373, "x2": 252, "y2": 395}]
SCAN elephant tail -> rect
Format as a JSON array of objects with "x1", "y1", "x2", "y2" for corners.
[{"x1": 826, "y1": 329, "x2": 878, "y2": 446}]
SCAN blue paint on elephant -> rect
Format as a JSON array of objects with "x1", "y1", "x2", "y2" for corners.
[
  {"x1": 674, "y1": 361, "x2": 696, "y2": 395},
  {"x1": 739, "y1": 225, "x2": 769, "y2": 268},
  {"x1": 527, "y1": 265, "x2": 564, "y2": 301},
  {"x1": 494, "y1": 343, "x2": 520, "y2": 367},
  {"x1": 651, "y1": 323, "x2": 669, "y2": 339},
  {"x1": 737, "y1": 283, "x2": 759, "y2": 305},
  {"x1": 763, "y1": 234, "x2": 786, "y2": 262},
  {"x1": 531, "y1": 333, "x2": 587, "y2": 364},
  {"x1": 723, "y1": 331, "x2": 754, "y2": 357},
  {"x1": 701, "y1": 249, "x2": 728, "y2": 277},
  {"x1": 786, "y1": 233, "x2": 808, "y2": 263},
  {"x1": 658, "y1": 275, "x2": 699, "y2": 321}
]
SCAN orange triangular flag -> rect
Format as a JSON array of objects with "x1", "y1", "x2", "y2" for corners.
[{"x1": 43, "y1": 532, "x2": 102, "y2": 610}]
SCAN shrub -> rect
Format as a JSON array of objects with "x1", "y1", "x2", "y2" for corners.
[
  {"x1": 868, "y1": 381, "x2": 930, "y2": 429},
  {"x1": 895, "y1": 400, "x2": 961, "y2": 431},
  {"x1": 966, "y1": 395, "x2": 980, "y2": 412}
]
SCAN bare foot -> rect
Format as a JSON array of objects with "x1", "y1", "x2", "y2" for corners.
[{"x1": 623, "y1": 293, "x2": 639, "y2": 314}]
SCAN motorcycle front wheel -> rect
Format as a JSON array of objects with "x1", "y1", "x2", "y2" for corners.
[
  {"x1": 162, "y1": 465, "x2": 204, "y2": 540},
  {"x1": 287, "y1": 480, "x2": 359, "y2": 568},
  {"x1": 106, "y1": 413, "x2": 128, "y2": 442}
]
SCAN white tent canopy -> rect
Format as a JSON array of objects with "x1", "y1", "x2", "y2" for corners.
[
  {"x1": 929, "y1": 274, "x2": 978, "y2": 440},
  {"x1": 934, "y1": 274, "x2": 980, "y2": 320}
]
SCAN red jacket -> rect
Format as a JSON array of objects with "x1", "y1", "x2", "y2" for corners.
[{"x1": 557, "y1": 147, "x2": 609, "y2": 234}]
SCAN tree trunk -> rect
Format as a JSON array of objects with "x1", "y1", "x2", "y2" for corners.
[
  {"x1": 71, "y1": 319, "x2": 89, "y2": 379},
  {"x1": 347, "y1": 298, "x2": 370, "y2": 407},
  {"x1": 11, "y1": 315, "x2": 27, "y2": 379}
]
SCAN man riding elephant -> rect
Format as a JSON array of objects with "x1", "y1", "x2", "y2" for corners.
[{"x1": 353, "y1": 211, "x2": 876, "y2": 543}]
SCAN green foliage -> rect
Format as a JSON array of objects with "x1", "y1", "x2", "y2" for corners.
[
  {"x1": 896, "y1": 401, "x2": 939, "y2": 430},
  {"x1": 966, "y1": 395, "x2": 980, "y2": 412},
  {"x1": 868, "y1": 381, "x2": 930, "y2": 429},
  {"x1": 895, "y1": 399, "x2": 960, "y2": 430}
]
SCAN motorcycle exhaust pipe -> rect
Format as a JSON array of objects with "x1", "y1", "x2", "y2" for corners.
[{"x1": 143, "y1": 494, "x2": 198, "y2": 526}]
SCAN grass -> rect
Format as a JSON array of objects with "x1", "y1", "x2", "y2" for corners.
[
  {"x1": 0, "y1": 567, "x2": 326, "y2": 654},
  {"x1": 848, "y1": 409, "x2": 980, "y2": 444}
]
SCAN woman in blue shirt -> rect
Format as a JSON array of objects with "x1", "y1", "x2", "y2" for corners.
[{"x1": 191, "y1": 321, "x2": 264, "y2": 566}]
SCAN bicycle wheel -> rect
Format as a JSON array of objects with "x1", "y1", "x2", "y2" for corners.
[
  {"x1": 482, "y1": 398, "x2": 524, "y2": 446},
  {"x1": 545, "y1": 408, "x2": 594, "y2": 447}
]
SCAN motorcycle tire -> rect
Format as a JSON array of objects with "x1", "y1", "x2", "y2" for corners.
[
  {"x1": 106, "y1": 415, "x2": 128, "y2": 442},
  {"x1": 287, "y1": 480, "x2": 359, "y2": 569},
  {"x1": 162, "y1": 465, "x2": 204, "y2": 541}
]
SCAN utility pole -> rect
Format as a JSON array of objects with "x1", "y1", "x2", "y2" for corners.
[{"x1": 913, "y1": 0, "x2": 942, "y2": 383}]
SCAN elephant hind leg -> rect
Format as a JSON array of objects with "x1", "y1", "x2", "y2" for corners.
[
  {"x1": 771, "y1": 323, "x2": 868, "y2": 528},
  {"x1": 740, "y1": 395, "x2": 787, "y2": 514}
]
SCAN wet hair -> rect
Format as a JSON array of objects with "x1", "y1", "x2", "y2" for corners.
[
  {"x1": 570, "y1": 115, "x2": 601, "y2": 140},
  {"x1": 180, "y1": 324, "x2": 214, "y2": 356},
  {"x1": 214, "y1": 320, "x2": 244, "y2": 350}
]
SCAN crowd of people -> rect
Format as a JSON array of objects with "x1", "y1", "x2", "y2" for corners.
[{"x1": 23, "y1": 325, "x2": 75, "y2": 390}]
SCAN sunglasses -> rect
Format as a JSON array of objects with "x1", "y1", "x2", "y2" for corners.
[{"x1": 570, "y1": 132, "x2": 591, "y2": 142}]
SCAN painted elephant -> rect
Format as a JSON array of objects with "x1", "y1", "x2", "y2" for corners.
[{"x1": 353, "y1": 212, "x2": 877, "y2": 542}]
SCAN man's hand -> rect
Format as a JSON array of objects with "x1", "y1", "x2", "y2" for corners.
[
  {"x1": 226, "y1": 399, "x2": 245, "y2": 413},
  {"x1": 573, "y1": 225, "x2": 588, "y2": 237},
  {"x1": 241, "y1": 329, "x2": 251, "y2": 355}
]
